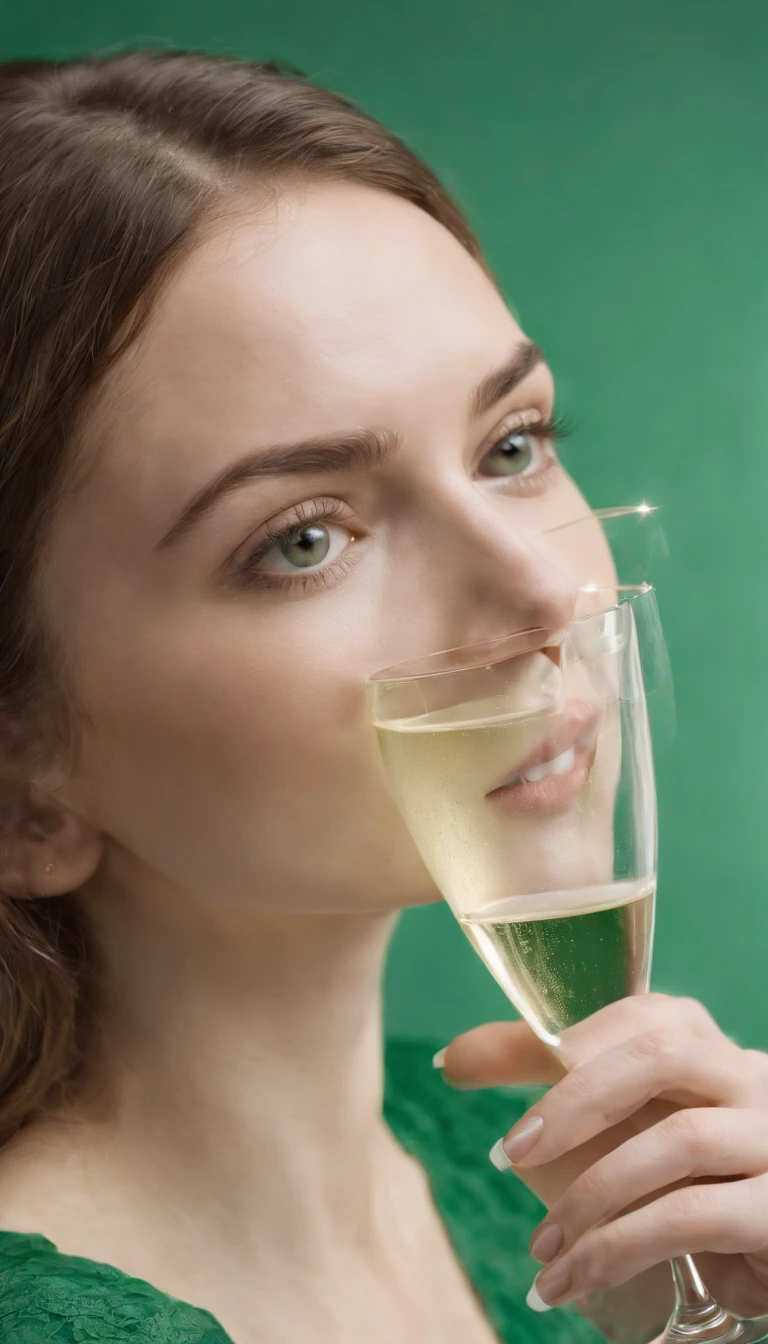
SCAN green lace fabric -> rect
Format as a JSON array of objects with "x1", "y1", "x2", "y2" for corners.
[{"x1": 0, "y1": 1040, "x2": 606, "y2": 1343}]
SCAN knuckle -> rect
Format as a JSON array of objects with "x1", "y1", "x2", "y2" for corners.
[
  {"x1": 627, "y1": 1024, "x2": 679, "y2": 1068},
  {"x1": 662, "y1": 1108, "x2": 712, "y2": 1161},
  {"x1": 573, "y1": 1224, "x2": 622, "y2": 1291},
  {"x1": 564, "y1": 1061, "x2": 602, "y2": 1105},
  {"x1": 559, "y1": 1162, "x2": 612, "y2": 1229},
  {"x1": 665, "y1": 1176, "x2": 768, "y2": 1255},
  {"x1": 573, "y1": 1162, "x2": 614, "y2": 1219}
]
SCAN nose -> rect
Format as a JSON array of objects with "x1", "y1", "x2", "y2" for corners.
[
  {"x1": 461, "y1": 509, "x2": 577, "y2": 637},
  {"x1": 405, "y1": 492, "x2": 579, "y2": 650}
]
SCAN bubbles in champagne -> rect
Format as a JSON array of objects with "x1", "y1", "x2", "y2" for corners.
[{"x1": 460, "y1": 880, "x2": 655, "y2": 1047}]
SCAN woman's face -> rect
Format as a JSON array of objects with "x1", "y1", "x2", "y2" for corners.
[{"x1": 42, "y1": 181, "x2": 593, "y2": 914}]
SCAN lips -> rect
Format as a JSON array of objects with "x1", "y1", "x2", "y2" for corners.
[{"x1": 486, "y1": 700, "x2": 599, "y2": 814}]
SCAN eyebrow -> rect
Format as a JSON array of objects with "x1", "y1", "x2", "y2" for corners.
[{"x1": 156, "y1": 339, "x2": 546, "y2": 551}]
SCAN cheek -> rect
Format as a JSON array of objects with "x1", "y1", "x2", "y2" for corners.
[
  {"x1": 84, "y1": 598, "x2": 365, "y2": 759},
  {"x1": 70, "y1": 607, "x2": 416, "y2": 905}
]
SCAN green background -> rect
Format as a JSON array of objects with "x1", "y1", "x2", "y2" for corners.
[{"x1": 2, "y1": 1, "x2": 767, "y2": 1046}]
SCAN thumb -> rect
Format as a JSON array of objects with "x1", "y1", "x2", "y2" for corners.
[{"x1": 437, "y1": 1020, "x2": 565, "y2": 1089}]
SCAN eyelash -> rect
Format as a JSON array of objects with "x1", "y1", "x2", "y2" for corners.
[
  {"x1": 477, "y1": 412, "x2": 571, "y2": 494},
  {"x1": 232, "y1": 497, "x2": 358, "y2": 594},
  {"x1": 233, "y1": 412, "x2": 571, "y2": 594}
]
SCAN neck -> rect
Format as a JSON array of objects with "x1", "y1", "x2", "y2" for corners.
[{"x1": 69, "y1": 859, "x2": 411, "y2": 1259}]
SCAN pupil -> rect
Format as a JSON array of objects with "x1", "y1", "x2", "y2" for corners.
[
  {"x1": 502, "y1": 432, "x2": 526, "y2": 458},
  {"x1": 484, "y1": 430, "x2": 532, "y2": 477},
  {"x1": 281, "y1": 523, "x2": 330, "y2": 568}
]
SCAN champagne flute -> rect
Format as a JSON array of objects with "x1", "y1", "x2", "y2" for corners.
[{"x1": 368, "y1": 506, "x2": 768, "y2": 1344}]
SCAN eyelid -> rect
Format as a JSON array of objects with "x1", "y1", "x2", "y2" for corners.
[
  {"x1": 479, "y1": 406, "x2": 554, "y2": 451},
  {"x1": 474, "y1": 409, "x2": 570, "y2": 494},
  {"x1": 229, "y1": 496, "x2": 359, "y2": 590},
  {"x1": 476, "y1": 408, "x2": 567, "y2": 464}
]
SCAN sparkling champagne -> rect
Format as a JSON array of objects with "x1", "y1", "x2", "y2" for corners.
[
  {"x1": 460, "y1": 879, "x2": 655, "y2": 1046},
  {"x1": 374, "y1": 630, "x2": 656, "y2": 1048}
]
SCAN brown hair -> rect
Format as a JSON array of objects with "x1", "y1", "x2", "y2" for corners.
[{"x1": 0, "y1": 50, "x2": 485, "y2": 1145}]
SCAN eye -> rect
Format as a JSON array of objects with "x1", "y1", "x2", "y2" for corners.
[
  {"x1": 257, "y1": 520, "x2": 353, "y2": 574},
  {"x1": 231, "y1": 498, "x2": 361, "y2": 594},
  {"x1": 478, "y1": 426, "x2": 542, "y2": 477}
]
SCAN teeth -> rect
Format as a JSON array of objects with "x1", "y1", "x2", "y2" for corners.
[
  {"x1": 524, "y1": 746, "x2": 575, "y2": 783},
  {"x1": 503, "y1": 745, "x2": 576, "y2": 788}
]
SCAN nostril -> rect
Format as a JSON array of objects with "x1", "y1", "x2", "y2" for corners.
[{"x1": 522, "y1": 570, "x2": 578, "y2": 637}]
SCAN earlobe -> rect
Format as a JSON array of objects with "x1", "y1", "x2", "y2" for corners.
[
  {"x1": 0, "y1": 709, "x2": 103, "y2": 897},
  {"x1": 0, "y1": 782, "x2": 102, "y2": 900},
  {"x1": 0, "y1": 784, "x2": 102, "y2": 903},
  {"x1": 27, "y1": 794, "x2": 102, "y2": 897},
  {"x1": 0, "y1": 713, "x2": 103, "y2": 899}
]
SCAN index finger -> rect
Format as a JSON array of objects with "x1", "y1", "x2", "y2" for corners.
[{"x1": 438, "y1": 1020, "x2": 565, "y2": 1089}]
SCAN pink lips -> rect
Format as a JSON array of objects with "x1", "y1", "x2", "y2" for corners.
[{"x1": 486, "y1": 699, "x2": 599, "y2": 815}]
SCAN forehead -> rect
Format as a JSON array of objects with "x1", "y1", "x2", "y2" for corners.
[
  {"x1": 103, "y1": 181, "x2": 519, "y2": 434},
  {"x1": 75, "y1": 182, "x2": 526, "y2": 552}
]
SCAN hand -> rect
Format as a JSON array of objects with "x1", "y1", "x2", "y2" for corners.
[{"x1": 439, "y1": 995, "x2": 768, "y2": 1324}]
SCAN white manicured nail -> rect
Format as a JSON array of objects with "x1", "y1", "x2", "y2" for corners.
[
  {"x1": 432, "y1": 1048, "x2": 447, "y2": 1069},
  {"x1": 489, "y1": 1137, "x2": 512, "y2": 1171},
  {"x1": 526, "y1": 1279, "x2": 553, "y2": 1313}
]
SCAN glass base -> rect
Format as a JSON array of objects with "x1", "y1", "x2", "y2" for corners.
[
  {"x1": 663, "y1": 1305, "x2": 768, "y2": 1343},
  {"x1": 663, "y1": 1260, "x2": 768, "y2": 1343}
]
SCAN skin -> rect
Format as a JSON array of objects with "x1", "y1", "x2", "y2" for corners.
[
  {"x1": 1, "y1": 179, "x2": 767, "y2": 1343},
  {"x1": 442, "y1": 1003, "x2": 768, "y2": 1338}
]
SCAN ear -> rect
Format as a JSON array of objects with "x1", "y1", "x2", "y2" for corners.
[{"x1": 0, "y1": 716, "x2": 102, "y2": 899}]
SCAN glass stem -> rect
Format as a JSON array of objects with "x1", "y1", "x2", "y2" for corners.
[{"x1": 665, "y1": 1256, "x2": 741, "y2": 1341}]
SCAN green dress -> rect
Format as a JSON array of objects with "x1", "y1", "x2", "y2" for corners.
[{"x1": 0, "y1": 1040, "x2": 606, "y2": 1343}]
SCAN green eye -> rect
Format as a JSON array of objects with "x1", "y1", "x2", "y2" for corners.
[
  {"x1": 480, "y1": 429, "x2": 535, "y2": 477},
  {"x1": 279, "y1": 523, "x2": 331, "y2": 568}
]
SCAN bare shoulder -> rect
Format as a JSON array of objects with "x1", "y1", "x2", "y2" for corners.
[
  {"x1": 0, "y1": 1130, "x2": 232, "y2": 1343},
  {"x1": 0, "y1": 1118, "x2": 90, "y2": 1239}
]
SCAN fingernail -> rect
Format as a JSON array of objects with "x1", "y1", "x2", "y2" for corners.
[
  {"x1": 501, "y1": 1113, "x2": 544, "y2": 1164},
  {"x1": 489, "y1": 1137, "x2": 511, "y2": 1171},
  {"x1": 534, "y1": 1260, "x2": 571, "y2": 1306},
  {"x1": 530, "y1": 1222, "x2": 563, "y2": 1264},
  {"x1": 432, "y1": 1048, "x2": 447, "y2": 1070},
  {"x1": 526, "y1": 1279, "x2": 552, "y2": 1313}
]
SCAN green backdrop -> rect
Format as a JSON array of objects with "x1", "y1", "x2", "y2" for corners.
[{"x1": 2, "y1": 1, "x2": 767, "y2": 1047}]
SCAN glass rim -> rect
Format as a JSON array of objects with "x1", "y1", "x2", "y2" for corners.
[
  {"x1": 367, "y1": 583, "x2": 653, "y2": 686},
  {"x1": 543, "y1": 502, "x2": 657, "y2": 535}
]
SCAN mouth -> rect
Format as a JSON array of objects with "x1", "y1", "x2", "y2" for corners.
[{"x1": 486, "y1": 700, "x2": 600, "y2": 815}]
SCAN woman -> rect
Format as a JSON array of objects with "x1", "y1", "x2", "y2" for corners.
[{"x1": 0, "y1": 50, "x2": 766, "y2": 1344}]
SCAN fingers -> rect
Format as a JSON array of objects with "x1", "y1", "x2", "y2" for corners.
[
  {"x1": 439, "y1": 1020, "x2": 563, "y2": 1089},
  {"x1": 535, "y1": 1109, "x2": 768, "y2": 1261},
  {"x1": 556, "y1": 993, "x2": 718, "y2": 1069},
  {"x1": 532, "y1": 1172, "x2": 768, "y2": 1308},
  {"x1": 437, "y1": 998, "x2": 690, "y2": 1090},
  {"x1": 497, "y1": 1030, "x2": 758, "y2": 1169},
  {"x1": 557, "y1": 997, "x2": 768, "y2": 1105},
  {"x1": 440, "y1": 994, "x2": 767, "y2": 1096}
]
